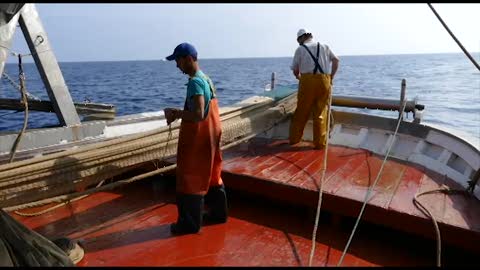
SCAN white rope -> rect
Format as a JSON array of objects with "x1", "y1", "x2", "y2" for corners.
[
  {"x1": 308, "y1": 84, "x2": 333, "y2": 266},
  {"x1": 336, "y1": 99, "x2": 408, "y2": 266}
]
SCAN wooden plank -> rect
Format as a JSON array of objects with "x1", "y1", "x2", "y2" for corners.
[
  {"x1": 321, "y1": 151, "x2": 370, "y2": 195},
  {"x1": 291, "y1": 148, "x2": 329, "y2": 189},
  {"x1": 413, "y1": 171, "x2": 447, "y2": 223},
  {"x1": 223, "y1": 147, "x2": 281, "y2": 176},
  {"x1": 258, "y1": 150, "x2": 306, "y2": 181},
  {"x1": 285, "y1": 149, "x2": 330, "y2": 185},
  {"x1": 296, "y1": 147, "x2": 368, "y2": 190},
  {"x1": 228, "y1": 140, "x2": 300, "y2": 177},
  {"x1": 255, "y1": 157, "x2": 291, "y2": 180},
  {"x1": 332, "y1": 155, "x2": 405, "y2": 208},
  {"x1": 387, "y1": 165, "x2": 425, "y2": 215},
  {"x1": 270, "y1": 150, "x2": 318, "y2": 182},
  {"x1": 368, "y1": 161, "x2": 406, "y2": 208}
]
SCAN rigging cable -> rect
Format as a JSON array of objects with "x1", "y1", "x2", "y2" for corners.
[
  {"x1": 428, "y1": 3, "x2": 480, "y2": 72},
  {"x1": 8, "y1": 54, "x2": 29, "y2": 163}
]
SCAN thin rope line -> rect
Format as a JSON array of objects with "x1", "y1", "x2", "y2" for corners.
[
  {"x1": 337, "y1": 99, "x2": 408, "y2": 266},
  {"x1": 308, "y1": 83, "x2": 333, "y2": 266}
]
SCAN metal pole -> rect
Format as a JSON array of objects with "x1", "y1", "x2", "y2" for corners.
[
  {"x1": 399, "y1": 79, "x2": 406, "y2": 120},
  {"x1": 271, "y1": 72, "x2": 276, "y2": 90},
  {"x1": 331, "y1": 95, "x2": 422, "y2": 113}
]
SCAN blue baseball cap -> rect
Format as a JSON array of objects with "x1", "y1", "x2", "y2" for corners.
[{"x1": 166, "y1": 43, "x2": 198, "y2": 61}]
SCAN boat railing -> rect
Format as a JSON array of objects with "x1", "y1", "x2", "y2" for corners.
[{"x1": 265, "y1": 74, "x2": 425, "y2": 123}]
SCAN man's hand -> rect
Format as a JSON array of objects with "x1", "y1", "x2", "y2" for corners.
[
  {"x1": 293, "y1": 68, "x2": 300, "y2": 80},
  {"x1": 164, "y1": 108, "x2": 181, "y2": 125}
]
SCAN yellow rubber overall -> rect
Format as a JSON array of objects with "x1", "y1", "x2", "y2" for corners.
[{"x1": 289, "y1": 73, "x2": 331, "y2": 149}]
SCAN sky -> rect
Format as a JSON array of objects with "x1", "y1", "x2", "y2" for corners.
[{"x1": 6, "y1": 3, "x2": 480, "y2": 62}]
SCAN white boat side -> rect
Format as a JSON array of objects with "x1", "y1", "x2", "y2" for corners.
[{"x1": 259, "y1": 110, "x2": 480, "y2": 200}]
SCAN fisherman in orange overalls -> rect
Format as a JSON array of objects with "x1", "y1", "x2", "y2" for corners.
[
  {"x1": 289, "y1": 29, "x2": 340, "y2": 149},
  {"x1": 164, "y1": 43, "x2": 227, "y2": 235}
]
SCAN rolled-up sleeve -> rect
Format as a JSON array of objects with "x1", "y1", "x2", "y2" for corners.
[
  {"x1": 327, "y1": 45, "x2": 338, "y2": 61},
  {"x1": 290, "y1": 47, "x2": 301, "y2": 71}
]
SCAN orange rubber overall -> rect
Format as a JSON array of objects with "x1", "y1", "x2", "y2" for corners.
[{"x1": 176, "y1": 98, "x2": 223, "y2": 195}]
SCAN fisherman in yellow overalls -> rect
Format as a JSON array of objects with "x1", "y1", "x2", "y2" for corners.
[{"x1": 289, "y1": 29, "x2": 340, "y2": 149}]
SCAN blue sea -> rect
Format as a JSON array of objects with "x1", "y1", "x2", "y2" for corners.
[{"x1": 1, "y1": 53, "x2": 479, "y2": 145}]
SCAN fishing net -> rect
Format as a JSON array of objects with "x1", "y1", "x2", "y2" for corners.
[{"x1": 0, "y1": 209, "x2": 76, "y2": 266}]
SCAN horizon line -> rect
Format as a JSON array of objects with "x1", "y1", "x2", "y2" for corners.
[{"x1": 6, "y1": 51, "x2": 479, "y2": 64}]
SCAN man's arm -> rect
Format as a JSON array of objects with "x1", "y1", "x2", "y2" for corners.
[
  {"x1": 331, "y1": 57, "x2": 339, "y2": 81},
  {"x1": 291, "y1": 47, "x2": 301, "y2": 80},
  {"x1": 328, "y1": 46, "x2": 339, "y2": 83},
  {"x1": 165, "y1": 95, "x2": 205, "y2": 124},
  {"x1": 177, "y1": 95, "x2": 205, "y2": 122}
]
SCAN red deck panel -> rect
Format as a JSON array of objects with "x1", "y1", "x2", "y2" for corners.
[
  {"x1": 295, "y1": 146, "x2": 369, "y2": 190},
  {"x1": 276, "y1": 150, "x2": 323, "y2": 182},
  {"x1": 257, "y1": 149, "x2": 305, "y2": 180},
  {"x1": 332, "y1": 155, "x2": 403, "y2": 208},
  {"x1": 266, "y1": 151, "x2": 312, "y2": 181},
  {"x1": 413, "y1": 171, "x2": 447, "y2": 222},
  {"x1": 7, "y1": 138, "x2": 480, "y2": 266},
  {"x1": 321, "y1": 150, "x2": 371, "y2": 194},
  {"x1": 16, "y1": 191, "x2": 124, "y2": 231},
  {"x1": 440, "y1": 177, "x2": 480, "y2": 231},
  {"x1": 243, "y1": 155, "x2": 284, "y2": 176},
  {"x1": 220, "y1": 138, "x2": 480, "y2": 253},
  {"x1": 9, "y1": 181, "x2": 400, "y2": 266},
  {"x1": 387, "y1": 164, "x2": 426, "y2": 215}
]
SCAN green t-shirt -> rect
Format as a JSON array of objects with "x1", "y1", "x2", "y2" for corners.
[{"x1": 185, "y1": 70, "x2": 215, "y2": 118}]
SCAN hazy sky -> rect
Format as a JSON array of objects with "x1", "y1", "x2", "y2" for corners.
[{"x1": 7, "y1": 3, "x2": 480, "y2": 62}]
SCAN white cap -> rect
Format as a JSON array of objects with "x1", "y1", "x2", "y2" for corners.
[{"x1": 297, "y1": 28, "x2": 310, "y2": 38}]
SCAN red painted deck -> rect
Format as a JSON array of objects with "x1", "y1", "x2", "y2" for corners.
[
  {"x1": 221, "y1": 138, "x2": 480, "y2": 253},
  {"x1": 8, "y1": 137, "x2": 479, "y2": 266},
  {"x1": 10, "y1": 180, "x2": 476, "y2": 266}
]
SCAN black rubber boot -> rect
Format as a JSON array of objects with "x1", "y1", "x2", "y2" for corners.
[
  {"x1": 204, "y1": 184, "x2": 228, "y2": 224},
  {"x1": 170, "y1": 194, "x2": 204, "y2": 235}
]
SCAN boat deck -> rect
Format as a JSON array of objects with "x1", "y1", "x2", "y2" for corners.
[
  {"x1": 9, "y1": 137, "x2": 480, "y2": 266},
  {"x1": 10, "y1": 180, "x2": 475, "y2": 266},
  {"x1": 221, "y1": 138, "x2": 480, "y2": 252}
]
